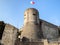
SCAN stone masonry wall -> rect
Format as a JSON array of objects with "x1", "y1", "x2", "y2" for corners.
[
  {"x1": 41, "y1": 19, "x2": 58, "y2": 41},
  {"x1": 1, "y1": 24, "x2": 18, "y2": 45}
]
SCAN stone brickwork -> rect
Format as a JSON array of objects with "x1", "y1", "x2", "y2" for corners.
[
  {"x1": 15, "y1": 39, "x2": 60, "y2": 45},
  {"x1": 15, "y1": 39, "x2": 44, "y2": 45},
  {"x1": 21, "y1": 8, "x2": 40, "y2": 40},
  {"x1": 21, "y1": 23, "x2": 40, "y2": 40},
  {"x1": 24, "y1": 8, "x2": 39, "y2": 25},
  {"x1": 1, "y1": 24, "x2": 18, "y2": 45},
  {"x1": 20, "y1": 42, "x2": 44, "y2": 45},
  {"x1": 41, "y1": 19, "x2": 58, "y2": 41}
]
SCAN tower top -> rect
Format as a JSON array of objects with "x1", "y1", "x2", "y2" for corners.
[
  {"x1": 24, "y1": 8, "x2": 39, "y2": 15},
  {"x1": 24, "y1": 8, "x2": 39, "y2": 25},
  {"x1": 25, "y1": 8, "x2": 38, "y2": 11}
]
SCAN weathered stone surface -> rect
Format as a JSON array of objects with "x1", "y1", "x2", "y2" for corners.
[
  {"x1": 1, "y1": 24, "x2": 18, "y2": 45},
  {"x1": 21, "y1": 8, "x2": 40, "y2": 40},
  {"x1": 15, "y1": 39, "x2": 44, "y2": 45},
  {"x1": 41, "y1": 19, "x2": 58, "y2": 41},
  {"x1": 21, "y1": 23, "x2": 40, "y2": 40}
]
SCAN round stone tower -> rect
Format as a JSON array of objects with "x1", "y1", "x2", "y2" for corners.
[
  {"x1": 24, "y1": 8, "x2": 39, "y2": 25},
  {"x1": 21, "y1": 8, "x2": 40, "y2": 40}
]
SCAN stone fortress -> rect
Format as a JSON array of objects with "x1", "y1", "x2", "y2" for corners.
[{"x1": 0, "y1": 8, "x2": 60, "y2": 45}]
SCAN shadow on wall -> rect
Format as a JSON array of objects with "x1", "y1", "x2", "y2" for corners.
[
  {"x1": 0, "y1": 43, "x2": 4, "y2": 45},
  {"x1": 22, "y1": 37, "x2": 29, "y2": 42},
  {"x1": 0, "y1": 21, "x2": 5, "y2": 40}
]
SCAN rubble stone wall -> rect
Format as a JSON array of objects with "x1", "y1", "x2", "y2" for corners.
[{"x1": 1, "y1": 24, "x2": 18, "y2": 45}]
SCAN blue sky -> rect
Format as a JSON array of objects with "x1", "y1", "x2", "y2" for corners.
[{"x1": 0, "y1": 0, "x2": 60, "y2": 29}]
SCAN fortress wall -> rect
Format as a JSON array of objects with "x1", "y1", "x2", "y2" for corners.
[
  {"x1": 49, "y1": 43, "x2": 58, "y2": 45},
  {"x1": 41, "y1": 19, "x2": 58, "y2": 41},
  {"x1": 15, "y1": 39, "x2": 50, "y2": 45},
  {"x1": 48, "y1": 41, "x2": 60, "y2": 45},
  {"x1": 15, "y1": 40, "x2": 44, "y2": 45},
  {"x1": 20, "y1": 42, "x2": 44, "y2": 45},
  {"x1": 1, "y1": 24, "x2": 18, "y2": 45}
]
